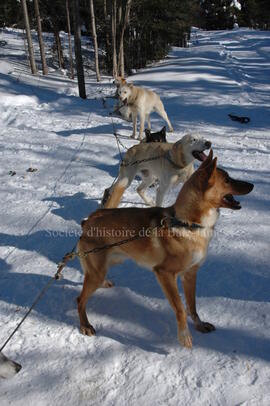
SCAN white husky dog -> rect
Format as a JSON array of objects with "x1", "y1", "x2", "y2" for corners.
[
  {"x1": 103, "y1": 134, "x2": 211, "y2": 208},
  {"x1": 0, "y1": 352, "x2": 21, "y2": 379},
  {"x1": 118, "y1": 82, "x2": 174, "y2": 140}
]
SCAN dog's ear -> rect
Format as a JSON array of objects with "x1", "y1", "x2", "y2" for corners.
[
  {"x1": 145, "y1": 129, "x2": 151, "y2": 137},
  {"x1": 161, "y1": 126, "x2": 166, "y2": 135},
  {"x1": 198, "y1": 150, "x2": 217, "y2": 189},
  {"x1": 128, "y1": 83, "x2": 134, "y2": 88}
]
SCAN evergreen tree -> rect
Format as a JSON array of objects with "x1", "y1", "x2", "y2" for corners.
[
  {"x1": 200, "y1": 0, "x2": 235, "y2": 30},
  {"x1": 0, "y1": 0, "x2": 22, "y2": 28}
]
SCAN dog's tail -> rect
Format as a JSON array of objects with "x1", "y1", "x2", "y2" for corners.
[{"x1": 102, "y1": 181, "x2": 126, "y2": 208}]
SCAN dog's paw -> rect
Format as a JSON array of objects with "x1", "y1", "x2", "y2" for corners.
[
  {"x1": 101, "y1": 279, "x2": 115, "y2": 288},
  {"x1": 147, "y1": 199, "x2": 156, "y2": 206},
  {"x1": 195, "y1": 321, "x2": 215, "y2": 333},
  {"x1": 80, "y1": 325, "x2": 96, "y2": 336},
  {"x1": 178, "y1": 328, "x2": 192, "y2": 348}
]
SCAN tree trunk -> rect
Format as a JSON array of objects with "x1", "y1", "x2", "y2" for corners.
[
  {"x1": 89, "y1": 0, "x2": 101, "y2": 82},
  {"x1": 66, "y1": 0, "x2": 74, "y2": 79},
  {"x1": 34, "y1": 0, "x2": 48, "y2": 75},
  {"x1": 53, "y1": 28, "x2": 65, "y2": 69},
  {"x1": 72, "y1": 0, "x2": 86, "y2": 99},
  {"x1": 103, "y1": 0, "x2": 111, "y2": 72},
  {"x1": 21, "y1": 0, "x2": 37, "y2": 74},
  {"x1": 112, "y1": 0, "x2": 118, "y2": 78},
  {"x1": 118, "y1": 0, "x2": 132, "y2": 77}
]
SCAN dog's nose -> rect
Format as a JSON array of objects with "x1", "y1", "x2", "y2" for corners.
[{"x1": 205, "y1": 141, "x2": 211, "y2": 149}]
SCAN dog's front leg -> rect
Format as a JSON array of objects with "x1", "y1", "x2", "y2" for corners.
[
  {"x1": 132, "y1": 112, "x2": 137, "y2": 138},
  {"x1": 146, "y1": 114, "x2": 151, "y2": 130},
  {"x1": 154, "y1": 267, "x2": 192, "y2": 348},
  {"x1": 181, "y1": 266, "x2": 215, "y2": 333},
  {"x1": 138, "y1": 112, "x2": 146, "y2": 140},
  {"x1": 77, "y1": 257, "x2": 108, "y2": 336}
]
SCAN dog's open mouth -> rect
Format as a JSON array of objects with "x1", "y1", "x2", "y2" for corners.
[
  {"x1": 192, "y1": 150, "x2": 208, "y2": 162},
  {"x1": 222, "y1": 194, "x2": 241, "y2": 210},
  {"x1": 122, "y1": 98, "x2": 128, "y2": 105}
]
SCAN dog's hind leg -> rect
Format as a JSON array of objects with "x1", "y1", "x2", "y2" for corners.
[
  {"x1": 155, "y1": 183, "x2": 168, "y2": 206},
  {"x1": 155, "y1": 101, "x2": 174, "y2": 132},
  {"x1": 77, "y1": 250, "x2": 108, "y2": 336}
]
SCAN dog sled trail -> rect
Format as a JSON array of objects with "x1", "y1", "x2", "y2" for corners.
[{"x1": 0, "y1": 27, "x2": 270, "y2": 406}]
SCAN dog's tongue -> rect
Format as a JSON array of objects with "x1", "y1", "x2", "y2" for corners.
[
  {"x1": 199, "y1": 151, "x2": 207, "y2": 161},
  {"x1": 193, "y1": 151, "x2": 207, "y2": 162}
]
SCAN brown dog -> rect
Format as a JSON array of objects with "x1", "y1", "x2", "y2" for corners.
[{"x1": 77, "y1": 151, "x2": 253, "y2": 348}]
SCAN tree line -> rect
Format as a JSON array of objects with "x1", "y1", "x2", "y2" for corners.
[{"x1": 0, "y1": 0, "x2": 269, "y2": 98}]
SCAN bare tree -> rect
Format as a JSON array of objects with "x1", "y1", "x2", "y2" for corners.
[
  {"x1": 34, "y1": 0, "x2": 48, "y2": 75},
  {"x1": 89, "y1": 0, "x2": 101, "y2": 82},
  {"x1": 103, "y1": 0, "x2": 111, "y2": 72},
  {"x1": 21, "y1": 0, "x2": 37, "y2": 74},
  {"x1": 112, "y1": 0, "x2": 117, "y2": 77},
  {"x1": 73, "y1": 0, "x2": 86, "y2": 98},
  {"x1": 53, "y1": 27, "x2": 65, "y2": 69},
  {"x1": 66, "y1": 0, "x2": 74, "y2": 79},
  {"x1": 118, "y1": 0, "x2": 132, "y2": 77}
]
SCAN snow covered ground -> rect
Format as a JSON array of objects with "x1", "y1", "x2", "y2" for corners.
[{"x1": 0, "y1": 27, "x2": 270, "y2": 405}]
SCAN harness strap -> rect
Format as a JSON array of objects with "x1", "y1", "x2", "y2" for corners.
[
  {"x1": 161, "y1": 216, "x2": 203, "y2": 230},
  {"x1": 164, "y1": 151, "x2": 185, "y2": 169}
]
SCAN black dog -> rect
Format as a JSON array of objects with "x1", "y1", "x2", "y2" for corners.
[
  {"x1": 228, "y1": 114, "x2": 250, "y2": 124},
  {"x1": 145, "y1": 126, "x2": 167, "y2": 143}
]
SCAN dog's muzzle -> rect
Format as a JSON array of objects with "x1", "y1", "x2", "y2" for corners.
[{"x1": 192, "y1": 141, "x2": 212, "y2": 162}]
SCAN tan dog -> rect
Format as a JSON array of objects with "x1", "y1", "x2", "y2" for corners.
[
  {"x1": 114, "y1": 76, "x2": 127, "y2": 89},
  {"x1": 118, "y1": 82, "x2": 173, "y2": 139},
  {"x1": 77, "y1": 151, "x2": 253, "y2": 348},
  {"x1": 113, "y1": 76, "x2": 132, "y2": 121},
  {"x1": 103, "y1": 133, "x2": 211, "y2": 208}
]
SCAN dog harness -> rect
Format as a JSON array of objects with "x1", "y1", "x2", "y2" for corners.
[
  {"x1": 161, "y1": 216, "x2": 204, "y2": 230},
  {"x1": 164, "y1": 151, "x2": 185, "y2": 169}
]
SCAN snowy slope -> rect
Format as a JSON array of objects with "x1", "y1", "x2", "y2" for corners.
[{"x1": 0, "y1": 27, "x2": 270, "y2": 405}]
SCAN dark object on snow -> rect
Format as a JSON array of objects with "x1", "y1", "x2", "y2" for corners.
[
  {"x1": 8, "y1": 171, "x2": 16, "y2": 176},
  {"x1": 26, "y1": 168, "x2": 38, "y2": 173},
  {"x1": 145, "y1": 126, "x2": 167, "y2": 143},
  {"x1": 0, "y1": 352, "x2": 21, "y2": 379},
  {"x1": 228, "y1": 114, "x2": 250, "y2": 124}
]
